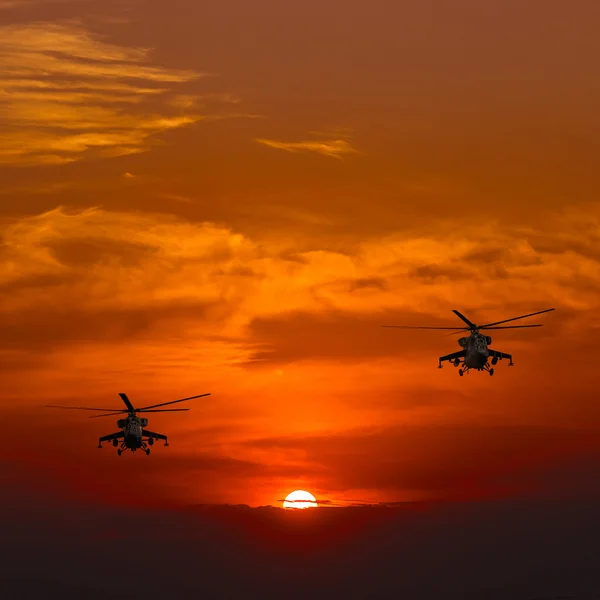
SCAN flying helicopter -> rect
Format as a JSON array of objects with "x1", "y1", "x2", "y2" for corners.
[
  {"x1": 46, "y1": 392, "x2": 210, "y2": 455},
  {"x1": 383, "y1": 308, "x2": 554, "y2": 376}
]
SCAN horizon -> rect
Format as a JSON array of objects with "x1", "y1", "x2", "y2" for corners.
[{"x1": 3, "y1": 487, "x2": 599, "y2": 598}]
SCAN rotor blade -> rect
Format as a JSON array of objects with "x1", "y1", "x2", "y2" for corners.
[
  {"x1": 447, "y1": 324, "x2": 544, "y2": 335},
  {"x1": 479, "y1": 308, "x2": 555, "y2": 328},
  {"x1": 46, "y1": 405, "x2": 124, "y2": 412},
  {"x1": 480, "y1": 324, "x2": 543, "y2": 329},
  {"x1": 382, "y1": 326, "x2": 468, "y2": 330},
  {"x1": 118, "y1": 393, "x2": 135, "y2": 412},
  {"x1": 137, "y1": 393, "x2": 211, "y2": 411},
  {"x1": 452, "y1": 310, "x2": 476, "y2": 328},
  {"x1": 137, "y1": 409, "x2": 190, "y2": 413},
  {"x1": 89, "y1": 411, "x2": 129, "y2": 418}
]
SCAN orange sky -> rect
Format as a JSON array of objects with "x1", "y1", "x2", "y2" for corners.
[{"x1": 1, "y1": 0, "x2": 600, "y2": 508}]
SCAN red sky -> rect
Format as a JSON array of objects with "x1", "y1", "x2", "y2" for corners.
[{"x1": 1, "y1": 0, "x2": 599, "y2": 508}]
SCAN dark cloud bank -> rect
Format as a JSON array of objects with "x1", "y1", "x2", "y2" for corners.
[{"x1": 2, "y1": 477, "x2": 600, "y2": 600}]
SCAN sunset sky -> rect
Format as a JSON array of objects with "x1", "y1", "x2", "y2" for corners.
[{"x1": 1, "y1": 0, "x2": 600, "y2": 512}]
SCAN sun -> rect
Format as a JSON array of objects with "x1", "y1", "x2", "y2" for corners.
[{"x1": 283, "y1": 490, "x2": 318, "y2": 509}]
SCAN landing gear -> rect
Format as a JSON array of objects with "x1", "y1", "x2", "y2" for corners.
[
  {"x1": 509, "y1": 360, "x2": 514, "y2": 366},
  {"x1": 148, "y1": 437, "x2": 154, "y2": 446},
  {"x1": 117, "y1": 449, "x2": 122, "y2": 456},
  {"x1": 453, "y1": 358, "x2": 460, "y2": 367},
  {"x1": 458, "y1": 369, "x2": 464, "y2": 376},
  {"x1": 489, "y1": 368, "x2": 494, "y2": 376},
  {"x1": 112, "y1": 439, "x2": 119, "y2": 447},
  {"x1": 145, "y1": 449, "x2": 150, "y2": 455},
  {"x1": 491, "y1": 356, "x2": 498, "y2": 365}
]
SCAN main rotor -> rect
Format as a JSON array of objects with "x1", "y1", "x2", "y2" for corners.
[
  {"x1": 46, "y1": 392, "x2": 211, "y2": 418},
  {"x1": 382, "y1": 308, "x2": 555, "y2": 334}
]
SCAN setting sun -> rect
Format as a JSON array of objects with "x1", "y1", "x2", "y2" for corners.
[{"x1": 283, "y1": 490, "x2": 318, "y2": 509}]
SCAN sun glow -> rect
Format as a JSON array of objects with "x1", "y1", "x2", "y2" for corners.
[{"x1": 283, "y1": 490, "x2": 318, "y2": 509}]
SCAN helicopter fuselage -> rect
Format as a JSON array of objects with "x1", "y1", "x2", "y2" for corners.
[
  {"x1": 117, "y1": 415, "x2": 147, "y2": 450},
  {"x1": 459, "y1": 332, "x2": 490, "y2": 369},
  {"x1": 99, "y1": 413, "x2": 167, "y2": 455}
]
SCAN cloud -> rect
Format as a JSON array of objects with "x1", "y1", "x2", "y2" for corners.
[
  {"x1": 0, "y1": 20, "x2": 245, "y2": 165},
  {"x1": 0, "y1": 202, "x2": 598, "y2": 437},
  {"x1": 255, "y1": 137, "x2": 359, "y2": 159},
  {"x1": 2, "y1": 206, "x2": 600, "y2": 510},
  {"x1": 241, "y1": 424, "x2": 600, "y2": 500},
  {"x1": 245, "y1": 309, "x2": 427, "y2": 364},
  {"x1": 1, "y1": 204, "x2": 599, "y2": 357},
  {"x1": 0, "y1": 206, "x2": 258, "y2": 311},
  {"x1": 308, "y1": 126, "x2": 355, "y2": 139},
  {"x1": 3, "y1": 487, "x2": 600, "y2": 600},
  {"x1": 167, "y1": 92, "x2": 242, "y2": 110},
  {"x1": 156, "y1": 192, "x2": 195, "y2": 203}
]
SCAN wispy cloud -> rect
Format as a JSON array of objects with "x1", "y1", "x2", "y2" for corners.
[
  {"x1": 167, "y1": 92, "x2": 242, "y2": 111},
  {"x1": 1, "y1": 205, "x2": 598, "y2": 329},
  {"x1": 255, "y1": 138, "x2": 359, "y2": 159},
  {"x1": 0, "y1": 20, "x2": 243, "y2": 165},
  {"x1": 307, "y1": 126, "x2": 354, "y2": 139},
  {"x1": 156, "y1": 192, "x2": 196, "y2": 203}
]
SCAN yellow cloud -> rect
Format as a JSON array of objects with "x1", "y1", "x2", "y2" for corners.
[
  {"x1": 0, "y1": 89, "x2": 150, "y2": 105},
  {"x1": 1, "y1": 204, "x2": 598, "y2": 417},
  {"x1": 0, "y1": 78, "x2": 168, "y2": 95},
  {"x1": 0, "y1": 20, "x2": 242, "y2": 165},
  {"x1": 156, "y1": 192, "x2": 196, "y2": 203},
  {"x1": 0, "y1": 207, "x2": 257, "y2": 309},
  {"x1": 167, "y1": 93, "x2": 242, "y2": 110},
  {"x1": 0, "y1": 21, "x2": 151, "y2": 64},
  {"x1": 1, "y1": 205, "x2": 598, "y2": 331},
  {"x1": 255, "y1": 138, "x2": 359, "y2": 159}
]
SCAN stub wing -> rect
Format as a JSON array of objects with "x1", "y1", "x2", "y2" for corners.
[
  {"x1": 439, "y1": 350, "x2": 465, "y2": 364},
  {"x1": 99, "y1": 432, "x2": 124, "y2": 443},
  {"x1": 488, "y1": 349, "x2": 512, "y2": 361},
  {"x1": 142, "y1": 429, "x2": 167, "y2": 441}
]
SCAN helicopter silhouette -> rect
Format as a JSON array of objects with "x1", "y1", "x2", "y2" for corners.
[
  {"x1": 383, "y1": 308, "x2": 554, "y2": 376},
  {"x1": 46, "y1": 392, "x2": 210, "y2": 455}
]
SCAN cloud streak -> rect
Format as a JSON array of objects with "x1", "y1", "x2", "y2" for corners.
[
  {"x1": 0, "y1": 20, "x2": 241, "y2": 165},
  {"x1": 255, "y1": 137, "x2": 359, "y2": 159}
]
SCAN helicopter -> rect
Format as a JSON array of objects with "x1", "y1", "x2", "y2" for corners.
[
  {"x1": 46, "y1": 392, "x2": 210, "y2": 455},
  {"x1": 383, "y1": 308, "x2": 554, "y2": 376}
]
